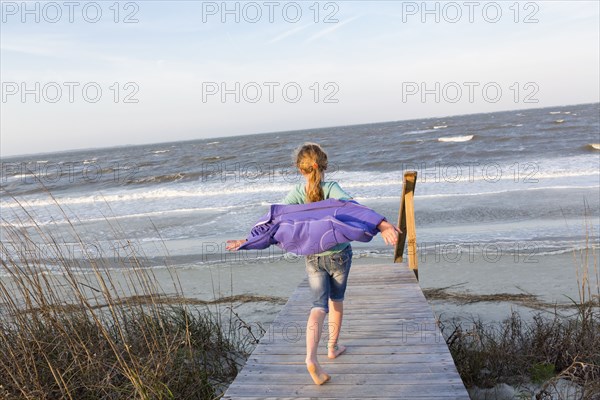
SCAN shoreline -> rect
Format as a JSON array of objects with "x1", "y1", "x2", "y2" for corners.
[{"x1": 2, "y1": 250, "x2": 593, "y2": 325}]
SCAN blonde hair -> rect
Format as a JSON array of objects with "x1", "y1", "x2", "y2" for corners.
[{"x1": 294, "y1": 143, "x2": 328, "y2": 203}]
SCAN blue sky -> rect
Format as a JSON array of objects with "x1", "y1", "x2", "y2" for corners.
[{"x1": 1, "y1": 1, "x2": 599, "y2": 156}]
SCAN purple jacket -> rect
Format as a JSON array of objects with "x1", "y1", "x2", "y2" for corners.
[{"x1": 238, "y1": 199, "x2": 386, "y2": 255}]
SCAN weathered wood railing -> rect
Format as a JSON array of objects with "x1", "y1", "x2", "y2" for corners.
[{"x1": 394, "y1": 171, "x2": 418, "y2": 279}]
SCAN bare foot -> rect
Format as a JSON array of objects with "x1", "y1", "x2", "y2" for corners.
[
  {"x1": 327, "y1": 344, "x2": 346, "y2": 359},
  {"x1": 306, "y1": 362, "x2": 330, "y2": 385}
]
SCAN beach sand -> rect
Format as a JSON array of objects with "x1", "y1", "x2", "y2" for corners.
[
  {"x1": 2, "y1": 247, "x2": 593, "y2": 330},
  {"x1": 105, "y1": 251, "x2": 599, "y2": 321}
]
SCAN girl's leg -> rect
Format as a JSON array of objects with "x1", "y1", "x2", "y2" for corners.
[
  {"x1": 327, "y1": 245, "x2": 352, "y2": 359},
  {"x1": 327, "y1": 299, "x2": 346, "y2": 359},
  {"x1": 305, "y1": 307, "x2": 330, "y2": 385}
]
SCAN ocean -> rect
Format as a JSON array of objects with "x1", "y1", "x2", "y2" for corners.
[{"x1": 1, "y1": 102, "x2": 599, "y2": 323}]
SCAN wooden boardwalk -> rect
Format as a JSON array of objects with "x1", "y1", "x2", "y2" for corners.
[{"x1": 223, "y1": 263, "x2": 470, "y2": 399}]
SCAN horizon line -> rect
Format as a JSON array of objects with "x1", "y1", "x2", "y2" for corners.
[{"x1": 1, "y1": 100, "x2": 598, "y2": 160}]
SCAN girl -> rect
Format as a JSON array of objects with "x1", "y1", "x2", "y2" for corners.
[{"x1": 226, "y1": 143, "x2": 399, "y2": 385}]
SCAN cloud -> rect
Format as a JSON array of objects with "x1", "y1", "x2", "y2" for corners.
[
  {"x1": 1, "y1": 33, "x2": 153, "y2": 74},
  {"x1": 0, "y1": 34, "x2": 72, "y2": 57},
  {"x1": 267, "y1": 23, "x2": 312, "y2": 44},
  {"x1": 304, "y1": 15, "x2": 360, "y2": 43}
]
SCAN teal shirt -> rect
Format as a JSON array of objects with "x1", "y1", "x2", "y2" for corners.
[{"x1": 282, "y1": 181, "x2": 352, "y2": 256}]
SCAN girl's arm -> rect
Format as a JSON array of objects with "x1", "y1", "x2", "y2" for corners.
[
  {"x1": 226, "y1": 239, "x2": 247, "y2": 251},
  {"x1": 377, "y1": 220, "x2": 401, "y2": 246}
]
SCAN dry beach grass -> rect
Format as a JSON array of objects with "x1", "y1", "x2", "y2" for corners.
[
  {"x1": 433, "y1": 217, "x2": 600, "y2": 399},
  {"x1": 0, "y1": 196, "x2": 262, "y2": 400}
]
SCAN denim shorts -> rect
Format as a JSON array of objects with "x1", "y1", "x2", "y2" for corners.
[{"x1": 305, "y1": 245, "x2": 353, "y2": 313}]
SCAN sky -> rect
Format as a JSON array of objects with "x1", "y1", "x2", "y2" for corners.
[{"x1": 1, "y1": 1, "x2": 599, "y2": 157}]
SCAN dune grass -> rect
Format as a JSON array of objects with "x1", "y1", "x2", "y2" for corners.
[
  {"x1": 435, "y1": 218, "x2": 600, "y2": 398},
  {"x1": 0, "y1": 196, "x2": 260, "y2": 399},
  {"x1": 441, "y1": 307, "x2": 599, "y2": 397}
]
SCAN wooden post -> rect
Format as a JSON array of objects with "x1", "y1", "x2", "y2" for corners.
[{"x1": 393, "y1": 171, "x2": 418, "y2": 280}]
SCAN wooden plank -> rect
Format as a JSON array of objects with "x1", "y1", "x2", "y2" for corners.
[
  {"x1": 232, "y1": 373, "x2": 464, "y2": 385},
  {"x1": 272, "y1": 312, "x2": 437, "y2": 321},
  {"x1": 290, "y1": 291, "x2": 427, "y2": 300},
  {"x1": 256, "y1": 335, "x2": 447, "y2": 346},
  {"x1": 246, "y1": 353, "x2": 456, "y2": 364},
  {"x1": 222, "y1": 263, "x2": 469, "y2": 399},
  {"x1": 225, "y1": 394, "x2": 465, "y2": 400},
  {"x1": 224, "y1": 397, "x2": 469, "y2": 400},
  {"x1": 224, "y1": 383, "x2": 469, "y2": 398},
  {"x1": 251, "y1": 345, "x2": 452, "y2": 355},
  {"x1": 269, "y1": 310, "x2": 437, "y2": 319},
  {"x1": 232, "y1": 371, "x2": 463, "y2": 384},
  {"x1": 283, "y1": 303, "x2": 431, "y2": 311},
  {"x1": 236, "y1": 362, "x2": 460, "y2": 375},
  {"x1": 257, "y1": 335, "x2": 445, "y2": 345}
]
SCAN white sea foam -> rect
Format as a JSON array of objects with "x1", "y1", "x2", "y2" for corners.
[
  {"x1": 0, "y1": 183, "x2": 296, "y2": 209},
  {"x1": 412, "y1": 185, "x2": 600, "y2": 200},
  {"x1": 151, "y1": 150, "x2": 170, "y2": 154},
  {"x1": 2, "y1": 158, "x2": 598, "y2": 210},
  {"x1": 438, "y1": 135, "x2": 473, "y2": 142},
  {"x1": 534, "y1": 248, "x2": 595, "y2": 256},
  {"x1": 404, "y1": 129, "x2": 436, "y2": 135},
  {"x1": 0, "y1": 206, "x2": 243, "y2": 227},
  {"x1": 0, "y1": 176, "x2": 600, "y2": 227},
  {"x1": 433, "y1": 125, "x2": 448, "y2": 129}
]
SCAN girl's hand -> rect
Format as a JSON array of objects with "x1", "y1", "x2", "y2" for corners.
[
  {"x1": 226, "y1": 239, "x2": 247, "y2": 251},
  {"x1": 377, "y1": 220, "x2": 402, "y2": 246}
]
